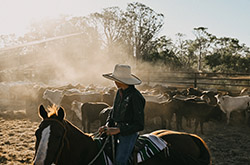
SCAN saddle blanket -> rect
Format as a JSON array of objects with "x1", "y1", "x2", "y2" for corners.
[
  {"x1": 94, "y1": 134, "x2": 167, "y2": 164},
  {"x1": 137, "y1": 134, "x2": 167, "y2": 163}
]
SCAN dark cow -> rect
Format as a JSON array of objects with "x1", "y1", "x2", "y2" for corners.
[
  {"x1": 187, "y1": 87, "x2": 203, "y2": 96},
  {"x1": 144, "y1": 101, "x2": 175, "y2": 129},
  {"x1": 169, "y1": 98, "x2": 222, "y2": 134},
  {"x1": 60, "y1": 92, "x2": 102, "y2": 126},
  {"x1": 99, "y1": 106, "x2": 113, "y2": 126},
  {"x1": 81, "y1": 102, "x2": 109, "y2": 132},
  {"x1": 201, "y1": 91, "x2": 218, "y2": 105}
]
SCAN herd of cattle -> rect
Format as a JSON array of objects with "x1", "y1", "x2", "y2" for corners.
[{"x1": 1, "y1": 81, "x2": 250, "y2": 134}]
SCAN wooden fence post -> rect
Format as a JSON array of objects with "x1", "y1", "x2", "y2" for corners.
[{"x1": 194, "y1": 73, "x2": 197, "y2": 88}]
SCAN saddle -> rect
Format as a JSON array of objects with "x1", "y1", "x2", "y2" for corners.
[{"x1": 95, "y1": 134, "x2": 168, "y2": 165}]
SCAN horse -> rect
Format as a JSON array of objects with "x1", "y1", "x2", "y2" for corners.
[{"x1": 33, "y1": 105, "x2": 212, "y2": 165}]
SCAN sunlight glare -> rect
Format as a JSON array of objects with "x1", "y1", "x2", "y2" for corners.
[
  {"x1": 0, "y1": 0, "x2": 75, "y2": 36},
  {"x1": 0, "y1": 0, "x2": 126, "y2": 36}
]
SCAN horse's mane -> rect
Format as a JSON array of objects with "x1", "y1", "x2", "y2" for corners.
[
  {"x1": 64, "y1": 117, "x2": 95, "y2": 139},
  {"x1": 47, "y1": 104, "x2": 58, "y2": 117},
  {"x1": 46, "y1": 104, "x2": 95, "y2": 139}
]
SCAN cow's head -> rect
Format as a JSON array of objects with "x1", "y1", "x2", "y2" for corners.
[{"x1": 215, "y1": 93, "x2": 223, "y2": 104}]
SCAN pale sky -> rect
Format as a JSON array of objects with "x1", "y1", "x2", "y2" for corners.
[{"x1": 1, "y1": 0, "x2": 250, "y2": 47}]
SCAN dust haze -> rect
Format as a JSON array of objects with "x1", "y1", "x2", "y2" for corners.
[
  {"x1": 0, "y1": 32, "x2": 169, "y2": 87},
  {"x1": 0, "y1": 25, "x2": 171, "y2": 112}
]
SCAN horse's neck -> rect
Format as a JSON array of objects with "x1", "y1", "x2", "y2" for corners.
[
  {"x1": 63, "y1": 121, "x2": 99, "y2": 164},
  {"x1": 65, "y1": 120, "x2": 94, "y2": 144}
]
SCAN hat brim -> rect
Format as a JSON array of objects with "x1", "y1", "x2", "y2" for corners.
[{"x1": 103, "y1": 73, "x2": 141, "y2": 85}]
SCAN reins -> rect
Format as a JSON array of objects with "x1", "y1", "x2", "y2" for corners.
[
  {"x1": 91, "y1": 130, "x2": 100, "y2": 138},
  {"x1": 39, "y1": 118, "x2": 110, "y2": 165},
  {"x1": 87, "y1": 135, "x2": 110, "y2": 165}
]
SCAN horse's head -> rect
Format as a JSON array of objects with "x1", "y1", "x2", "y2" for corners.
[{"x1": 33, "y1": 105, "x2": 67, "y2": 165}]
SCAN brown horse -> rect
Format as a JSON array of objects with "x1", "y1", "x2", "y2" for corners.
[{"x1": 33, "y1": 105, "x2": 212, "y2": 165}]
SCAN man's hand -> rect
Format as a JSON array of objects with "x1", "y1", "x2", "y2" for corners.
[
  {"x1": 105, "y1": 127, "x2": 120, "y2": 136},
  {"x1": 98, "y1": 126, "x2": 107, "y2": 134},
  {"x1": 98, "y1": 126, "x2": 120, "y2": 136}
]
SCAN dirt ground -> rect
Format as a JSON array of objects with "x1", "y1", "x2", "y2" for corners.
[{"x1": 0, "y1": 113, "x2": 250, "y2": 165}]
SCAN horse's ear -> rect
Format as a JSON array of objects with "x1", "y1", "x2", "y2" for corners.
[
  {"x1": 57, "y1": 107, "x2": 65, "y2": 120},
  {"x1": 39, "y1": 105, "x2": 48, "y2": 119}
]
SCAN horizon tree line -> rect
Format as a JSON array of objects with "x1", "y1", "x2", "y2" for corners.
[{"x1": 0, "y1": 2, "x2": 249, "y2": 74}]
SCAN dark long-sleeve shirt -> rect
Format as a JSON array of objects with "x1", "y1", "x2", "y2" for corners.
[{"x1": 106, "y1": 85, "x2": 145, "y2": 136}]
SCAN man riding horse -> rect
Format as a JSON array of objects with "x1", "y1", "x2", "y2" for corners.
[{"x1": 98, "y1": 64, "x2": 146, "y2": 165}]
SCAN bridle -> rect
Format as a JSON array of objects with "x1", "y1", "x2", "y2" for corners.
[
  {"x1": 35, "y1": 118, "x2": 109, "y2": 165},
  {"x1": 36, "y1": 118, "x2": 69, "y2": 164}
]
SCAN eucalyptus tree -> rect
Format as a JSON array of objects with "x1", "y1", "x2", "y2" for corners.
[
  {"x1": 192, "y1": 27, "x2": 215, "y2": 71},
  {"x1": 89, "y1": 6, "x2": 126, "y2": 55},
  {"x1": 143, "y1": 35, "x2": 183, "y2": 70},
  {"x1": 213, "y1": 37, "x2": 246, "y2": 57},
  {"x1": 173, "y1": 33, "x2": 196, "y2": 70},
  {"x1": 123, "y1": 2, "x2": 164, "y2": 60},
  {"x1": 205, "y1": 37, "x2": 250, "y2": 73}
]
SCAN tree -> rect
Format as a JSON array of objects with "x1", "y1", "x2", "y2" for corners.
[
  {"x1": 124, "y1": 2, "x2": 164, "y2": 60},
  {"x1": 192, "y1": 27, "x2": 215, "y2": 71},
  {"x1": 205, "y1": 37, "x2": 250, "y2": 73},
  {"x1": 173, "y1": 33, "x2": 196, "y2": 70},
  {"x1": 142, "y1": 36, "x2": 183, "y2": 70},
  {"x1": 88, "y1": 7, "x2": 128, "y2": 58}
]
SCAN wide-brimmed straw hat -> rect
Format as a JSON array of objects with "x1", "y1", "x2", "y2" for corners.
[{"x1": 103, "y1": 64, "x2": 141, "y2": 85}]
